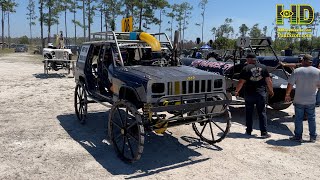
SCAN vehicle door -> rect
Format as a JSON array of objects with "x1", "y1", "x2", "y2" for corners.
[{"x1": 75, "y1": 44, "x2": 92, "y2": 81}]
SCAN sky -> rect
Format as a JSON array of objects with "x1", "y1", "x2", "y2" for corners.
[{"x1": 6, "y1": 0, "x2": 319, "y2": 42}]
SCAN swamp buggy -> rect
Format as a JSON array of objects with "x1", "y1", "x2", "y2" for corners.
[
  {"x1": 43, "y1": 48, "x2": 75, "y2": 76},
  {"x1": 74, "y1": 31, "x2": 232, "y2": 162},
  {"x1": 181, "y1": 37, "x2": 295, "y2": 110}
]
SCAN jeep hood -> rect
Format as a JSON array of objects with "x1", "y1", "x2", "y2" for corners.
[{"x1": 126, "y1": 65, "x2": 219, "y2": 80}]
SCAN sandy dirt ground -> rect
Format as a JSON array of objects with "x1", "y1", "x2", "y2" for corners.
[{"x1": 0, "y1": 53, "x2": 319, "y2": 180}]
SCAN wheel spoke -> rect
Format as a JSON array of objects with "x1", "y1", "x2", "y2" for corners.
[
  {"x1": 78, "y1": 86, "x2": 82, "y2": 96},
  {"x1": 79, "y1": 105, "x2": 83, "y2": 115},
  {"x1": 80, "y1": 89, "x2": 84, "y2": 99},
  {"x1": 121, "y1": 136, "x2": 126, "y2": 155},
  {"x1": 79, "y1": 107, "x2": 83, "y2": 119},
  {"x1": 125, "y1": 107, "x2": 129, "y2": 125},
  {"x1": 126, "y1": 136, "x2": 135, "y2": 159},
  {"x1": 210, "y1": 119, "x2": 225, "y2": 133},
  {"x1": 116, "y1": 107, "x2": 125, "y2": 126},
  {"x1": 127, "y1": 121, "x2": 138, "y2": 130},
  {"x1": 210, "y1": 106, "x2": 215, "y2": 113},
  {"x1": 200, "y1": 121, "x2": 208, "y2": 137},
  {"x1": 77, "y1": 93, "x2": 82, "y2": 101},
  {"x1": 127, "y1": 132, "x2": 139, "y2": 142},
  {"x1": 112, "y1": 121, "x2": 122, "y2": 129},
  {"x1": 79, "y1": 104, "x2": 83, "y2": 113},
  {"x1": 114, "y1": 133, "x2": 122, "y2": 142},
  {"x1": 208, "y1": 121, "x2": 215, "y2": 141}
]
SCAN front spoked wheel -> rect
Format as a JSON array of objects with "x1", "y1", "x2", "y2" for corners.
[
  {"x1": 108, "y1": 100, "x2": 144, "y2": 163},
  {"x1": 192, "y1": 108, "x2": 231, "y2": 144},
  {"x1": 74, "y1": 82, "x2": 88, "y2": 124}
]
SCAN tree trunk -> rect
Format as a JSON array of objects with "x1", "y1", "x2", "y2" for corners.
[
  {"x1": 182, "y1": 11, "x2": 186, "y2": 49},
  {"x1": 7, "y1": 12, "x2": 10, "y2": 47},
  {"x1": 40, "y1": 0, "x2": 44, "y2": 49},
  {"x1": 48, "y1": 4, "x2": 52, "y2": 44},
  {"x1": 100, "y1": 7, "x2": 102, "y2": 32},
  {"x1": 170, "y1": 16, "x2": 173, "y2": 40},
  {"x1": 139, "y1": 4, "x2": 143, "y2": 31},
  {"x1": 201, "y1": 9, "x2": 205, "y2": 44},
  {"x1": 159, "y1": 10, "x2": 161, "y2": 34},
  {"x1": 88, "y1": 1, "x2": 90, "y2": 41},
  {"x1": 1, "y1": 5, "x2": 4, "y2": 50},
  {"x1": 104, "y1": 4, "x2": 107, "y2": 32},
  {"x1": 65, "y1": 6, "x2": 67, "y2": 43},
  {"x1": 83, "y1": 0, "x2": 86, "y2": 42},
  {"x1": 29, "y1": 12, "x2": 32, "y2": 45},
  {"x1": 74, "y1": 0, "x2": 76, "y2": 44}
]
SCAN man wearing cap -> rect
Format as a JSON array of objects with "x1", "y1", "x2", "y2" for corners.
[
  {"x1": 235, "y1": 53, "x2": 274, "y2": 138},
  {"x1": 285, "y1": 54, "x2": 320, "y2": 143}
]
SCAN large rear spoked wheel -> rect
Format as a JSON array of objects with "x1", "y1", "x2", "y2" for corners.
[
  {"x1": 108, "y1": 100, "x2": 144, "y2": 163},
  {"x1": 74, "y1": 82, "x2": 88, "y2": 124},
  {"x1": 192, "y1": 108, "x2": 231, "y2": 144}
]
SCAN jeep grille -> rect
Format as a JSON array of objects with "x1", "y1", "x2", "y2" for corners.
[{"x1": 167, "y1": 80, "x2": 213, "y2": 95}]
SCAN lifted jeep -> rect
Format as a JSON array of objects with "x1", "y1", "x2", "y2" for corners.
[{"x1": 74, "y1": 31, "x2": 231, "y2": 162}]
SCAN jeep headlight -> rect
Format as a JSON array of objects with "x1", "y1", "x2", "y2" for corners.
[{"x1": 152, "y1": 83, "x2": 165, "y2": 93}]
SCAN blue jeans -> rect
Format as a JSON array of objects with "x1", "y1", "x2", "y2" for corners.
[
  {"x1": 293, "y1": 104, "x2": 317, "y2": 138},
  {"x1": 316, "y1": 89, "x2": 320, "y2": 106},
  {"x1": 245, "y1": 92, "x2": 267, "y2": 133}
]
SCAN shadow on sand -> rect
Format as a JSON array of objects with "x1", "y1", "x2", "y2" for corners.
[
  {"x1": 228, "y1": 105, "x2": 294, "y2": 137},
  {"x1": 33, "y1": 73, "x2": 72, "y2": 79},
  {"x1": 57, "y1": 111, "x2": 216, "y2": 178}
]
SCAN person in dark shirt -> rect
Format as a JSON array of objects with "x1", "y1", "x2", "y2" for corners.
[{"x1": 235, "y1": 53, "x2": 274, "y2": 138}]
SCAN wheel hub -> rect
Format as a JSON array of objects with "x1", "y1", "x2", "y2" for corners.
[{"x1": 120, "y1": 128, "x2": 126, "y2": 135}]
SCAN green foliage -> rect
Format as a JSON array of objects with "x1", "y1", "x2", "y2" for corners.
[
  {"x1": 249, "y1": 24, "x2": 262, "y2": 38},
  {"x1": 215, "y1": 18, "x2": 234, "y2": 38},
  {"x1": 262, "y1": 26, "x2": 267, "y2": 36},
  {"x1": 239, "y1": 24, "x2": 249, "y2": 37},
  {"x1": 213, "y1": 37, "x2": 235, "y2": 50},
  {"x1": 0, "y1": 0, "x2": 18, "y2": 12},
  {"x1": 19, "y1": 36, "x2": 29, "y2": 44},
  {"x1": 122, "y1": 0, "x2": 169, "y2": 31},
  {"x1": 99, "y1": 0, "x2": 122, "y2": 31},
  {"x1": 198, "y1": 0, "x2": 208, "y2": 42},
  {"x1": 174, "y1": 2, "x2": 193, "y2": 32}
]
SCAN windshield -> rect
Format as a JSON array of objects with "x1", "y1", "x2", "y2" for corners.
[
  {"x1": 116, "y1": 46, "x2": 170, "y2": 67},
  {"x1": 16, "y1": 45, "x2": 25, "y2": 48}
]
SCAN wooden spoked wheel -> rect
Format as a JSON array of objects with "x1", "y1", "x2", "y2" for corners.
[
  {"x1": 74, "y1": 82, "x2": 88, "y2": 124},
  {"x1": 108, "y1": 100, "x2": 144, "y2": 163},
  {"x1": 192, "y1": 108, "x2": 231, "y2": 144}
]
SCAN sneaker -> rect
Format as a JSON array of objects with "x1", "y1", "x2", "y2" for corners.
[
  {"x1": 261, "y1": 132, "x2": 271, "y2": 139},
  {"x1": 245, "y1": 130, "x2": 252, "y2": 135},
  {"x1": 310, "y1": 137, "x2": 317, "y2": 143},
  {"x1": 289, "y1": 136, "x2": 303, "y2": 143}
]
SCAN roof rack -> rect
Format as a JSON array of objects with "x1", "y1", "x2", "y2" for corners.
[
  {"x1": 88, "y1": 31, "x2": 173, "y2": 66},
  {"x1": 90, "y1": 31, "x2": 173, "y2": 49}
]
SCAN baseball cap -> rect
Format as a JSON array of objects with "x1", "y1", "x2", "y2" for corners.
[
  {"x1": 302, "y1": 54, "x2": 313, "y2": 62},
  {"x1": 246, "y1": 53, "x2": 256, "y2": 59}
]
